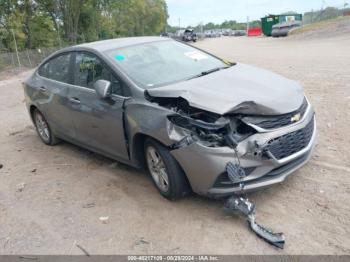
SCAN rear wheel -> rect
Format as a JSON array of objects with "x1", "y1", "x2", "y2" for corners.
[
  {"x1": 33, "y1": 109, "x2": 60, "y2": 145},
  {"x1": 144, "y1": 138, "x2": 190, "y2": 200}
]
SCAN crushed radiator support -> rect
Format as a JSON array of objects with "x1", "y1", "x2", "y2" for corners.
[{"x1": 224, "y1": 195, "x2": 285, "y2": 249}]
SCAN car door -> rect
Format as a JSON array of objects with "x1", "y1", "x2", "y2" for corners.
[
  {"x1": 67, "y1": 51, "x2": 129, "y2": 160},
  {"x1": 35, "y1": 52, "x2": 76, "y2": 139}
]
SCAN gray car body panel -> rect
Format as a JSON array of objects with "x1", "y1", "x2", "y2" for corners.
[
  {"x1": 24, "y1": 68, "x2": 76, "y2": 138},
  {"x1": 147, "y1": 63, "x2": 304, "y2": 115},
  {"x1": 23, "y1": 37, "x2": 316, "y2": 198},
  {"x1": 66, "y1": 86, "x2": 129, "y2": 161}
]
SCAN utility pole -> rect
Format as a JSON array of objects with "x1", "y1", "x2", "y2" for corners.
[
  {"x1": 55, "y1": 2, "x2": 61, "y2": 48},
  {"x1": 57, "y1": 19, "x2": 62, "y2": 48},
  {"x1": 344, "y1": 1, "x2": 348, "y2": 16},
  {"x1": 246, "y1": 16, "x2": 250, "y2": 36},
  {"x1": 11, "y1": 29, "x2": 21, "y2": 68}
]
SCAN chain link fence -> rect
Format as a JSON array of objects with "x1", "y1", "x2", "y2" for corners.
[
  {"x1": 0, "y1": 47, "x2": 62, "y2": 74},
  {"x1": 303, "y1": 4, "x2": 350, "y2": 24}
]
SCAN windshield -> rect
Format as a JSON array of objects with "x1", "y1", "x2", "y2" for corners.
[{"x1": 105, "y1": 40, "x2": 229, "y2": 88}]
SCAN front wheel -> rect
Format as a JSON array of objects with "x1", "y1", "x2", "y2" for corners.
[{"x1": 144, "y1": 138, "x2": 190, "y2": 200}]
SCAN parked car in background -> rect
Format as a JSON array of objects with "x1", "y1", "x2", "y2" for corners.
[
  {"x1": 182, "y1": 29, "x2": 197, "y2": 42},
  {"x1": 24, "y1": 37, "x2": 316, "y2": 200},
  {"x1": 213, "y1": 30, "x2": 222, "y2": 37},
  {"x1": 204, "y1": 30, "x2": 214, "y2": 38},
  {"x1": 204, "y1": 30, "x2": 221, "y2": 38},
  {"x1": 160, "y1": 32, "x2": 170, "y2": 37},
  {"x1": 222, "y1": 29, "x2": 233, "y2": 36},
  {"x1": 234, "y1": 30, "x2": 246, "y2": 36}
]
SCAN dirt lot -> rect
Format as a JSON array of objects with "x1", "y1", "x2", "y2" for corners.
[{"x1": 0, "y1": 35, "x2": 350, "y2": 255}]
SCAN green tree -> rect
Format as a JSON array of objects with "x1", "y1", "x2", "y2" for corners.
[
  {"x1": 30, "y1": 13, "x2": 57, "y2": 47},
  {"x1": 0, "y1": 0, "x2": 27, "y2": 51},
  {"x1": 1, "y1": 0, "x2": 169, "y2": 49},
  {"x1": 78, "y1": 0, "x2": 100, "y2": 42}
]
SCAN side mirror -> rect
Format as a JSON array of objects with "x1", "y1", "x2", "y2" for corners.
[{"x1": 94, "y1": 80, "x2": 111, "y2": 99}]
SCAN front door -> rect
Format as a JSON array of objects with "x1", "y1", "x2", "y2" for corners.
[{"x1": 67, "y1": 51, "x2": 129, "y2": 161}]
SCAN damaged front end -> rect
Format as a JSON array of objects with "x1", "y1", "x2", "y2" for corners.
[
  {"x1": 147, "y1": 95, "x2": 256, "y2": 150},
  {"x1": 145, "y1": 92, "x2": 316, "y2": 249},
  {"x1": 145, "y1": 91, "x2": 316, "y2": 195},
  {"x1": 147, "y1": 96, "x2": 316, "y2": 197}
]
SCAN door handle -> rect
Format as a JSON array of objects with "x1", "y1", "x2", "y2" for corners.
[
  {"x1": 69, "y1": 97, "x2": 81, "y2": 104},
  {"x1": 39, "y1": 86, "x2": 46, "y2": 91}
]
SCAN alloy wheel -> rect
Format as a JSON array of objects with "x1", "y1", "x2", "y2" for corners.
[
  {"x1": 35, "y1": 112, "x2": 50, "y2": 143},
  {"x1": 146, "y1": 146, "x2": 170, "y2": 192}
]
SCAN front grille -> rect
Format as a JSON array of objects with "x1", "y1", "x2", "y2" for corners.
[
  {"x1": 265, "y1": 117, "x2": 314, "y2": 160},
  {"x1": 246, "y1": 98, "x2": 308, "y2": 129}
]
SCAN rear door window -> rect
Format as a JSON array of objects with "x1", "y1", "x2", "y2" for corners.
[{"x1": 38, "y1": 53, "x2": 71, "y2": 83}]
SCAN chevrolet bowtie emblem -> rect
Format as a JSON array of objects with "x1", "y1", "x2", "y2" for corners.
[{"x1": 291, "y1": 113, "x2": 301, "y2": 123}]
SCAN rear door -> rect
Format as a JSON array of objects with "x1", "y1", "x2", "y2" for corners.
[
  {"x1": 67, "y1": 51, "x2": 129, "y2": 160},
  {"x1": 35, "y1": 52, "x2": 76, "y2": 139}
]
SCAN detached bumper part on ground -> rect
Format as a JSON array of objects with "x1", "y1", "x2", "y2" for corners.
[
  {"x1": 224, "y1": 152, "x2": 285, "y2": 248},
  {"x1": 224, "y1": 195, "x2": 285, "y2": 249}
]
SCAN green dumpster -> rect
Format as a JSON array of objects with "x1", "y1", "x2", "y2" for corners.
[{"x1": 261, "y1": 15, "x2": 279, "y2": 36}]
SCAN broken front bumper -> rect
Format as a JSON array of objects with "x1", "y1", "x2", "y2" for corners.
[{"x1": 171, "y1": 105, "x2": 316, "y2": 198}]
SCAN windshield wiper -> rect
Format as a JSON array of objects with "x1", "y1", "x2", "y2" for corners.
[{"x1": 187, "y1": 66, "x2": 229, "y2": 80}]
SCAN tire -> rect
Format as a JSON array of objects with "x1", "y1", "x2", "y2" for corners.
[
  {"x1": 144, "y1": 138, "x2": 190, "y2": 200},
  {"x1": 33, "y1": 109, "x2": 60, "y2": 146}
]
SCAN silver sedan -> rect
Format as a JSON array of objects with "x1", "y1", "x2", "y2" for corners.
[{"x1": 23, "y1": 37, "x2": 316, "y2": 200}]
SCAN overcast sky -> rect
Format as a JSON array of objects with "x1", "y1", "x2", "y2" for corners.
[{"x1": 166, "y1": 0, "x2": 347, "y2": 26}]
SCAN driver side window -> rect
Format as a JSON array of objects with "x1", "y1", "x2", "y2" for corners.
[{"x1": 74, "y1": 52, "x2": 127, "y2": 96}]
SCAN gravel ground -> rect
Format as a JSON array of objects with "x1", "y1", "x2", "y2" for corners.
[{"x1": 0, "y1": 35, "x2": 350, "y2": 255}]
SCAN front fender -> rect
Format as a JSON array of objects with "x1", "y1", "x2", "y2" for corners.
[{"x1": 125, "y1": 101, "x2": 187, "y2": 165}]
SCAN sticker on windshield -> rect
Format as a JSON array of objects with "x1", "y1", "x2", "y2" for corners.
[
  {"x1": 184, "y1": 51, "x2": 208, "y2": 61},
  {"x1": 114, "y1": 55, "x2": 125, "y2": 61}
]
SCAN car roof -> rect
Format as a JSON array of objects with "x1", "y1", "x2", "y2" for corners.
[
  {"x1": 71, "y1": 36, "x2": 169, "y2": 52},
  {"x1": 39, "y1": 37, "x2": 171, "y2": 70}
]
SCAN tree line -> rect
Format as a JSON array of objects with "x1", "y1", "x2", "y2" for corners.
[{"x1": 0, "y1": 0, "x2": 168, "y2": 51}]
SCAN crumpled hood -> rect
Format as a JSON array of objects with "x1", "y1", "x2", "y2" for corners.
[{"x1": 147, "y1": 63, "x2": 304, "y2": 115}]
